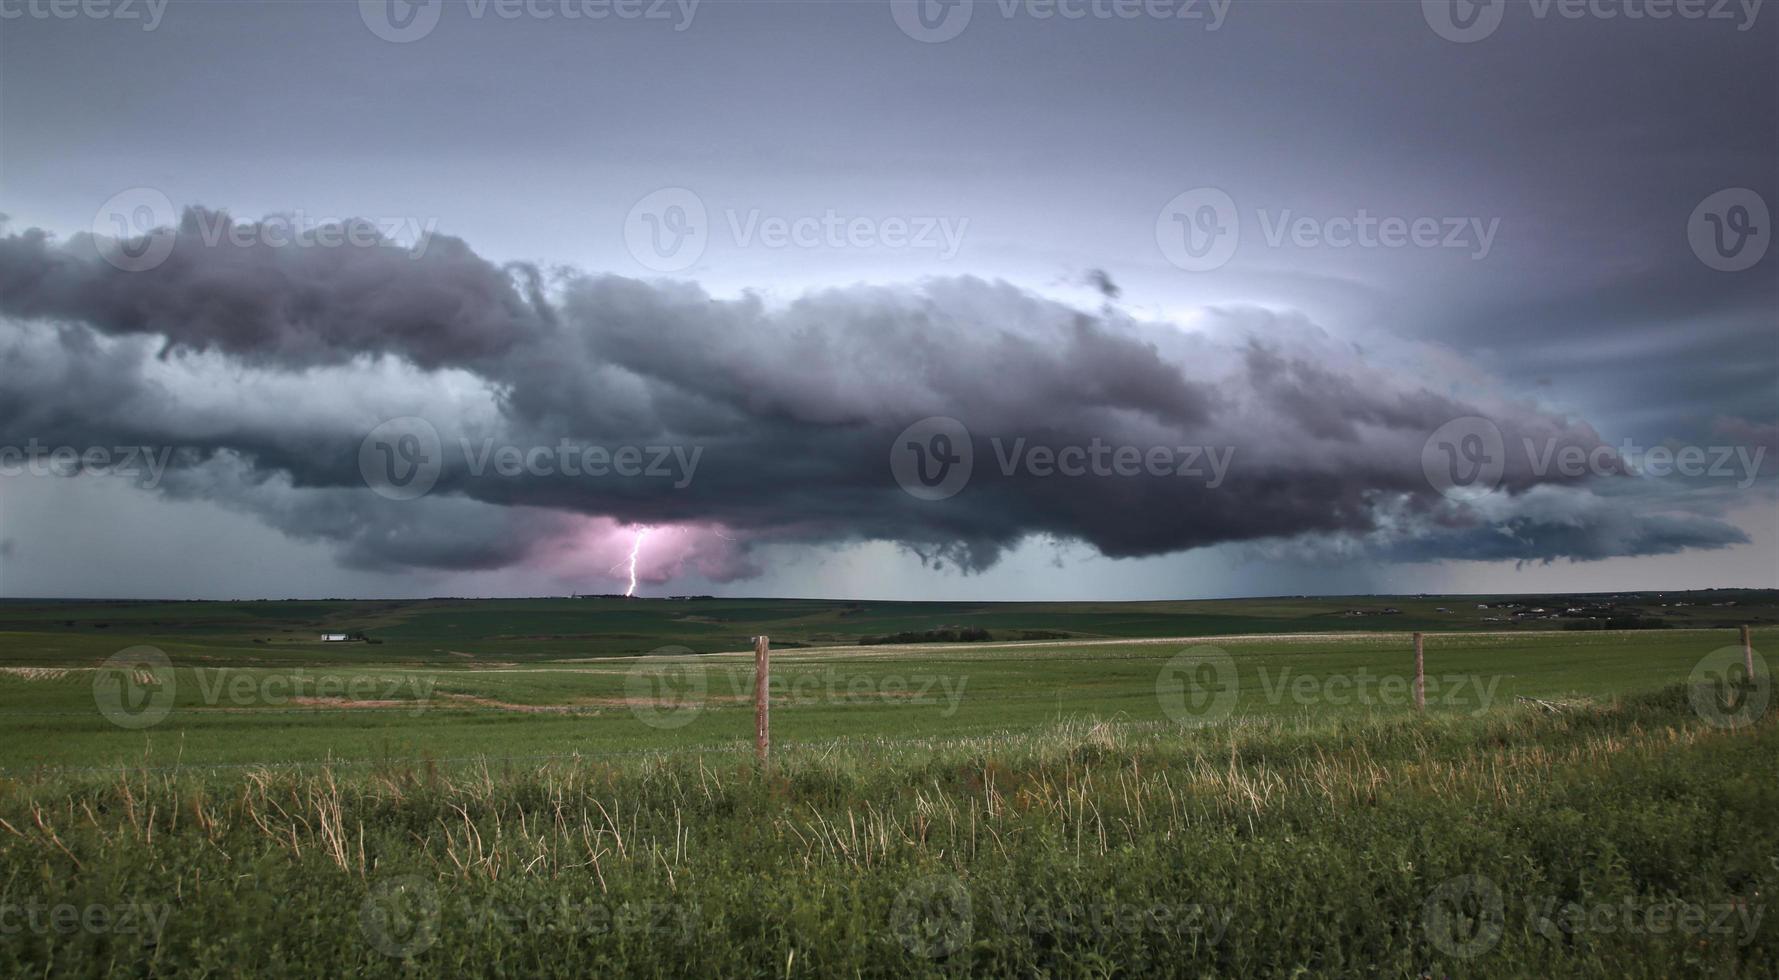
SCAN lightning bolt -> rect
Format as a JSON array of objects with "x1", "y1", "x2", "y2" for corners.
[{"x1": 622, "y1": 527, "x2": 650, "y2": 597}]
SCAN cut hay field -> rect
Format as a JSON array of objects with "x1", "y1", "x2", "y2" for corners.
[{"x1": 0, "y1": 594, "x2": 1773, "y2": 976}]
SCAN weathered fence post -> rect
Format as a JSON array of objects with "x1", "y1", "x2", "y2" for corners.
[
  {"x1": 1413, "y1": 631, "x2": 1426, "y2": 712},
  {"x1": 1743, "y1": 625, "x2": 1755, "y2": 684},
  {"x1": 754, "y1": 635, "x2": 771, "y2": 769}
]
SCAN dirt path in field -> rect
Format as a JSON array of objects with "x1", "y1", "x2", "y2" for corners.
[{"x1": 439, "y1": 692, "x2": 749, "y2": 712}]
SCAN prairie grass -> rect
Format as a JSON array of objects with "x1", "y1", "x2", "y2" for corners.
[{"x1": 1, "y1": 683, "x2": 1773, "y2": 977}]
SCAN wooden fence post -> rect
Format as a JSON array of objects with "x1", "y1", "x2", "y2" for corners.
[
  {"x1": 754, "y1": 635, "x2": 771, "y2": 769},
  {"x1": 1413, "y1": 632, "x2": 1426, "y2": 712},
  {"x1": 1743, "y1": 625, "x2": 1755, "y2": 684}
]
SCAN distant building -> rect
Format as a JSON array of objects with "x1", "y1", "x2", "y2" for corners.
[{"x1": 320, "y1": 633, "x2": 349, "y2": 642}]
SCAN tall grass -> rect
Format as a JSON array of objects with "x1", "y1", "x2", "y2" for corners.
[{"x1": 0, "y1": 685, "x2": 1773, "y2": 977}]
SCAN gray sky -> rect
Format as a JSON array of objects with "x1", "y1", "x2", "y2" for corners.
[{"x1": 0, "y1": 0, "x2": 1774, "y2": 599}]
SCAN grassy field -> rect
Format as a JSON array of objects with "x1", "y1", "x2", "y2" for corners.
[
  {"x1": 3, "y1": 588, "x2": 1773, "y2": 664},
  {"x1": 0, "y1": 626, "x2": 1772, "y2": 771},
  {"x1": 0, "y1": 593, "x2": 1774, "y2": 976}
]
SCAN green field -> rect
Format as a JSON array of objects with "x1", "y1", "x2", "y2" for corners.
[
  {"x1": 4, "y1": 588, "x2": 1772, "y2": 665},
  {"x1": 1, "y1": 593, "x2": 1773, "y2": 976}
]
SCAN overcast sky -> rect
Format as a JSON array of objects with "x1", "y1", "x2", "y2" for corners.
[{"x1": 0, "y1": 0, "x2": 1774, "y2": 599}]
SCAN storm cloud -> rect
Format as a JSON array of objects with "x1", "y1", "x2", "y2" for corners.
[{"x1": 0, "y1": 210, "x2": 1749, "y2": 580}]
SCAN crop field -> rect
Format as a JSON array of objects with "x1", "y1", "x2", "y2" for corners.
[{"x1": 0, "y1": 593, "x2": 1774, "y2": 976}]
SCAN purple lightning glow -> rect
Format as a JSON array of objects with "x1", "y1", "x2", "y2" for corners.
[{"x1": 558, "y1": 520, "x2": 750, "y2": 592}]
